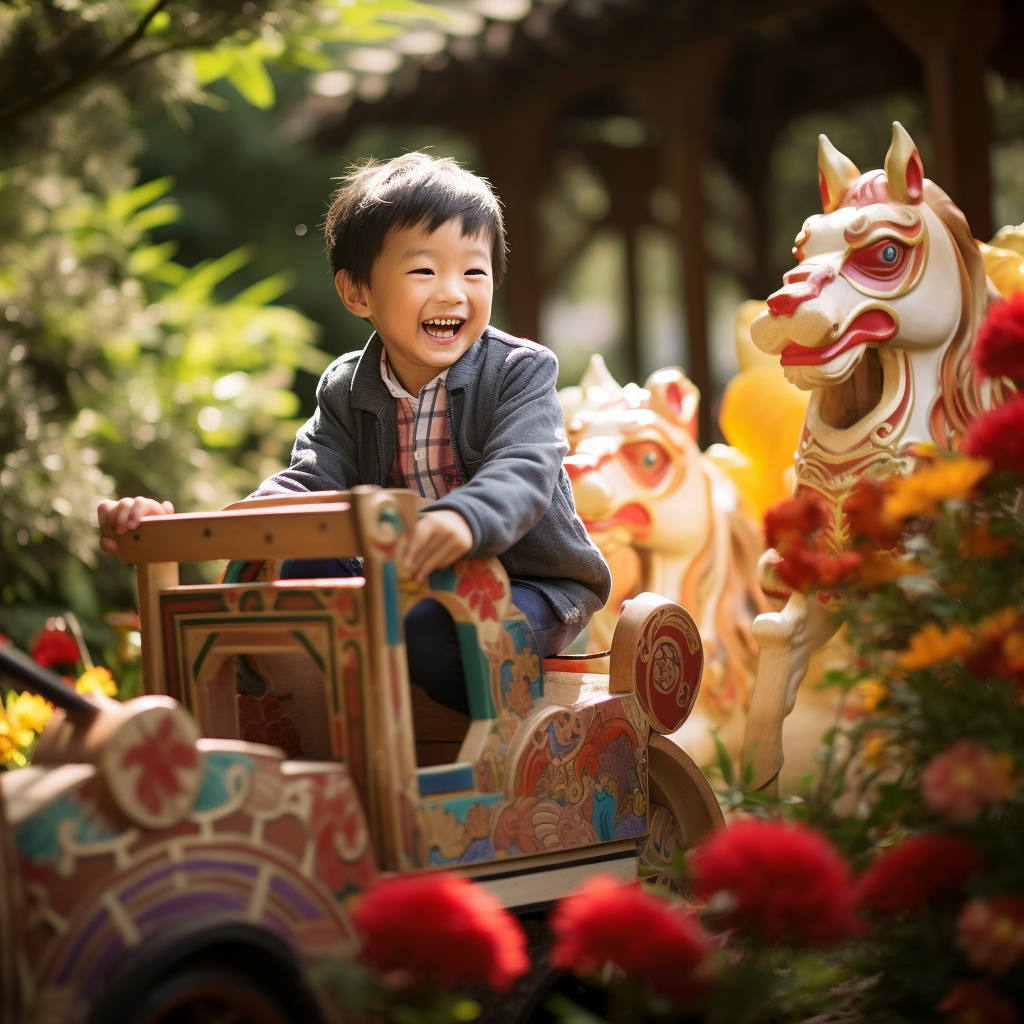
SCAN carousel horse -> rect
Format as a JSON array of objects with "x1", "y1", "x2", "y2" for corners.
[
  {"x1": 741, "y1": 121, "x2": 1003, "y2": 788},
  {"x1": 561, "y1": 358, "x2": 786, "y2": 770}
]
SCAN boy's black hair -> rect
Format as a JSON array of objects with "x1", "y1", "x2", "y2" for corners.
[{"x1": 324, "y1": 153, "x2": 507, "y2": 286}]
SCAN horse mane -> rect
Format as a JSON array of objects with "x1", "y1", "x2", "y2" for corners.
[
  {"x1": 681, "y1": 461, "x2": 770, "y2": 714},
  {"x1": 922, "y1": 181, "x2": 992, "y2": 446}
]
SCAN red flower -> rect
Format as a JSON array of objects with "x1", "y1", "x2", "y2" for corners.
[
  {"x1": 919, "y1": 741, "x2": 1016, "y2": 823},
  {"x1": 764, "y1": 496, "x2": 826, "y2": 550},
  {"x1": 352, "y1": 874, "x2": 528, "y2": 991},
  {"x1": 973, "y1": 293, "x2": 1024, "y2": 380},
  {"x1": 690, "y1": 819, "x2": 858, "y2": 946},
  {"x1": 956, "y1": 895, "x2": 1024, "y2": 977},
  {"x1": 775, "y1": 544, "x2": 862, "y2": 592},
  {"x1": 455, "y1": 561, "x2": 505, "y2": 622},
  {"x1": 856, "y1": 834, "x2": 986, "y2": 916},
  {"x1": 937, "y1": 980, "x2": 1019, "y2": 1024},
  {"x1": 843, "y1": 477, "x2": 902, "y2": 548},
  {"x1": 30, "y1": 627, "x2": 80, "y2": 669},
  {"x1": 549, "y1": 876, "x2": 713, "y2": 1004},
  {"x1": 963, "y1": 393, "x2": 1024, "y2": 477}
]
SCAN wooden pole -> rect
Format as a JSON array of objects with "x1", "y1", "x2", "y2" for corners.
[
  {"x1": 643, "y1": 41, "x2": 732, "y2": 445},
  {"x1": 866, "y1": 0, "x2": 1001, "y2": 239}
]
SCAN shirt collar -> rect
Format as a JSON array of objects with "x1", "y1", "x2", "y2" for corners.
[{"x1": 379, "y1": 349, "x2": 447, "y2": 400}]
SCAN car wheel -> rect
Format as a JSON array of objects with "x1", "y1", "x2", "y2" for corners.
[{"x1": 128, "y1": 964, "x2": 297, "y2": 1024}]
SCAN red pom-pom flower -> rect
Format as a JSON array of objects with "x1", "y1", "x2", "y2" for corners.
[
  {"x1": 30, "y1": 627, "x2": 81, "y2": 670},
  {"x1": 973, "y1": 293, "x2": 1024, "y2": 380},
  {"x1": 690, "y1": 818, "x2": 858, "y2": 946},
  {"x1": 352, "y1": 874, "x2": 528, "y2": 992},
  {"x1": 856, "y1": 833, "x2": 986, "y2": 916},
  {"x1": 549, "y1": 875, "x2": 713, "y2": 1004},
  {"x1": 963, "y1": 393, "x2": 1024, "y2": 478}
]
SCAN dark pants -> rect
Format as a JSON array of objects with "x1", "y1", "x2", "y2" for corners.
[{"x1": 279, "y1": 559, "x2": 581, "y2": 716}]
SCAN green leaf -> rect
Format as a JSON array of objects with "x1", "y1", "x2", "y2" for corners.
[
  {"x1": 128, "y1": 202, "x2": 181, "y2": 233},
  {"x1": 226, "y1": 54, "x2": 275, "y2": 109},
  {"x1": 128, "y1": 241, "x2": 178, "y2": 276},
  {"x1": 233, "y1": 271, "x2": 296, "y2": 307},
  {"x1": 712, "y1": 730, "x2": 734, "y2": 788},
  {"x1": 107, "y1": 176, "x2": 175, "y2": 221}
]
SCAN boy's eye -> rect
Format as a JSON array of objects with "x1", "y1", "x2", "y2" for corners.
[
  {"x1": 410, "y1": 268, "x2": 434, "y2": 275},
  {"x1": 465, "y1": 268, "x2": 488, "y2": 276}
]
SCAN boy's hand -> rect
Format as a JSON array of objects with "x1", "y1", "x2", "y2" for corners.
[
  {"x1": 97, "y1": 497, "x2": 174, "y2": 555},
  {"x1": 404, "y1": 510, "x2": 473, "y2": 584}
]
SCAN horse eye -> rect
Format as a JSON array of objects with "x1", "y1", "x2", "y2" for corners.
[{"x1": 881, "y1": 244, "x2": 899, "y2": 263}]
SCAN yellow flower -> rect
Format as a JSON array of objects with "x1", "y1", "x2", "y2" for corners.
[
  {"x1": 896, "y1": 622, "x2": 974, "y2": 671},
  {"x1": 883, "y1": 457, "x2": 992, "y2": 521},
  {"x1": 857, "y1": 678, "x2": 890, "y2": 712},
  {"x1": 6, "y1": 691, "x2": 53, "y2": 737},
  {"x1": 863, "y1": 735, "x2": 887, "y2": 769},
  {"x1": 76, "y1": 666, "x2": 118, "y2": 697}
]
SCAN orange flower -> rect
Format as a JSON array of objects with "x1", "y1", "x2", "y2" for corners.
[
  {"x1": 883, "y1": 457, "x2": 992, "y2": 521},
  {"x1": 976, "y1": 608, "x2": 1020, "y2": 646},
  {"x1": 919, "y1": 741, "x2": 1016, "y2": 823},
  {"x1": 959, "y1": 523, "x2": 1015, "y2": 559},
  {"x1": 956, "y1": 895, "x2": 1024, "y2": 977},
  {"x1": 896, "y1": 623, "x2": 974, "y2": 671},
  {"x1": 1002, "y1": 632, "x2": 1024, "y2": 671},
  {"x1": 855, "y1": 552, "x2": 926, "y2": 587}
]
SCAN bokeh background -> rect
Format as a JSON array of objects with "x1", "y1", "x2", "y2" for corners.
[{"x1": 1, "y1": 0, "x2": 1022, "y2": 666}]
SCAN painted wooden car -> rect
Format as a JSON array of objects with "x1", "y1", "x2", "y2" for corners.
[{"x1": 0, "y1": 485, "x2": 721, "y2": 1024}]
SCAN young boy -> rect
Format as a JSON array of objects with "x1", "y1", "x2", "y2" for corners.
[{"x1": 99, "y1": 153, "x2": 611, "y2": 713}]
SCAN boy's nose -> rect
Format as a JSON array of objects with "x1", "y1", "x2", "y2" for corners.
[{"x1": 434, "y1": 274, "x2": 467, "y2": 303}]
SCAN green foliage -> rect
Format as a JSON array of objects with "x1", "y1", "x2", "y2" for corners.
[{"x1": 0, "y1": 0, "x2": 442, "y2": 651}]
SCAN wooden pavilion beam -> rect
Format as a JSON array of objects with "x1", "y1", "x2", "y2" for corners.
[{"x1": 865, "y1": 0, "x2": 1002, "y2": 240}]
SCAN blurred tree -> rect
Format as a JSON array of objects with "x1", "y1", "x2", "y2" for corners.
[{"x1": 0, "y1": 0, "x2": 446, "y2": 655}]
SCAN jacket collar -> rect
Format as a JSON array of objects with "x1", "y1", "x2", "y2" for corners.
[{"x1": 350, "y1": 329, "x2": 488, "y2": 411}]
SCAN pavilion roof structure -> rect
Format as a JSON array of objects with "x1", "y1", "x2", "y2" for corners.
[{"x1": 285, "y1": 0, "x2": 1021, "y2": 442}]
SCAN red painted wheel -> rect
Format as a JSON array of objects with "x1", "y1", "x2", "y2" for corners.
[{"x1": 129, "y1": 965, "x2": 297, "y2": 1024}]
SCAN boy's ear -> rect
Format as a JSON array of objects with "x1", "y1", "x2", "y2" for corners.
[{"x1": 334, "y1": 269, "x2": 372, "y2": 318}]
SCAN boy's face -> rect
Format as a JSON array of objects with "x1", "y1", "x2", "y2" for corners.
[{"x1": 335, "y1": 218, "x2": 493, "y2": 394}]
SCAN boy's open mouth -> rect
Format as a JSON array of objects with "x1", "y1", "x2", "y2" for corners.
[{"x1": 422, "y1": 317, "x2": 465, "y2": 340}]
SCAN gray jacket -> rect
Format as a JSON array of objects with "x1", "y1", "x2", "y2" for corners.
[{"x1": 254, "y1": 327, "x2": 611, "y2": 625}]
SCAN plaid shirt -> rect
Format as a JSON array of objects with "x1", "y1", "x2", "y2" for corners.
[{"x1": 380, "y1": 352, "x2": 463, "y2": 500}]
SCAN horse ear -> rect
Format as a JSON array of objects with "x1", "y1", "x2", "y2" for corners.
[
  {"x1": 644, "y1": 368, "x2": 700, "y2": 441},
  {"x1": 884, "y1": 121, "x2": 924, "y2": 204},
  {"x1": 818, "y1": 135, "x2": 860, "y2": 214}
]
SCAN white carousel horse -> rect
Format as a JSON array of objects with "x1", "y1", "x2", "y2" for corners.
[{"x1": 741, "y1": 121, "x2": 1001, "y2": 788}]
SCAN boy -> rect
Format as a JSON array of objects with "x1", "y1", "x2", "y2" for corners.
[{"x1": 99, "y1": 153, "x2": 611, "y2": 713}]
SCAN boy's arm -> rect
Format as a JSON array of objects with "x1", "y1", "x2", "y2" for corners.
[
  {"x1": 428, "y1": 347, "x2": 567, "y2": 558},
  {"x1": 250, "y1": 359, "x2": 360, "y2": 497}
]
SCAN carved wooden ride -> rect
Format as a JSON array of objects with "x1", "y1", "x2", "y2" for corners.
[
  {"x1": 741, "y1": 121, "x2": 1001, "y2": 789},
  {"x1": 0, "y1": 487, "x2": 722, "y2": 1024}
]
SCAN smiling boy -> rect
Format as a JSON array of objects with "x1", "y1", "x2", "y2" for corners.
[{"x1": 99, "y1": 153, "x2": 610, "y2": 711}]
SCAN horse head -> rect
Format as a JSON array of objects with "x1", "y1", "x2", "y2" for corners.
[
  {"x1": 751, "y1": 122, "x2": 989, "y2": 474},
  {"x1": 561, "y1": 356, "x2": 708, "y2": 559}
]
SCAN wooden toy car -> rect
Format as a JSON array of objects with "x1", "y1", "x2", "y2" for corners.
[{"x1": 0, "y1": 486, "x2": 722, "y2": 1024}]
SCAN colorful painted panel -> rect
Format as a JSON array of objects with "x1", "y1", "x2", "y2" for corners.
[{"x1": 11, "y1": 745, "x2": 375, "y2": 1003}]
